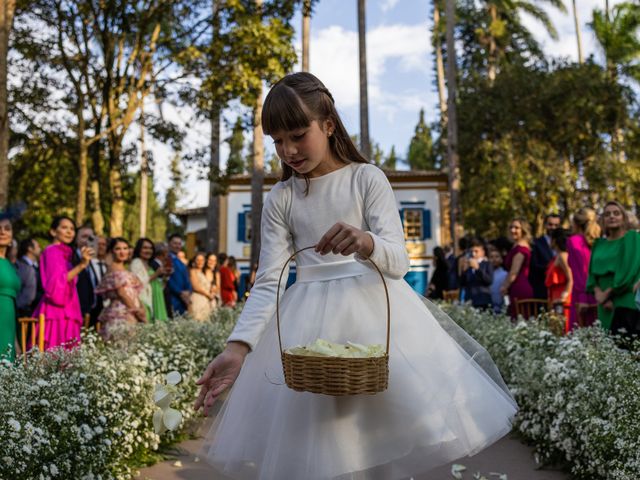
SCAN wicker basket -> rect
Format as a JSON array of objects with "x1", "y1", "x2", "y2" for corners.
[{"x1": 276, "y1": 246, "x2": 390, "y2": 396}]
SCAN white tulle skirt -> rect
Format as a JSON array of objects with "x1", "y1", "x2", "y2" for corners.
[{"x1": 203, "y1": 261, "x2": 518, "y2": 480}]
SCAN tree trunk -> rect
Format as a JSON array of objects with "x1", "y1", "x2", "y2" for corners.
[
  {"x1": 139, "y1": 105, "x2": 148, "y2": 238},
  {"x1": 250, "y1": 87, "x2": 264, "y2": 269},
  {"x1": 302, "y1": 0, "x2": 311, "y2": 71},
  {"x1": 433, "y1": 1, "x2": 447, "y2": 130},
  {"x1": 572, "y1": 0, "x2": 584, "y2": 64},
  {"x1": 89, "y1": 125, "x2": 105, "y2": 235},
  {"x1": 487, "y1": 3, "x2": 497, "y2": 84},
  {"x1": 109, "y1": 141, "x2": 125, "y2": 236},
  {"x1": 445, "y1": 0, "x2": 462, "y2": 251},
  {"x1": 357, "y1": 0, "x2": 370, "y2": 159},
  {"x1": 206, "y1": 106, "x2": 220, "y2": 253},
  {"x1": 0, "y1": 0, "x2": 16, "y2": 209},
  {"x1": 75, "y1": 110, "x2": 88, "y2": 226}
]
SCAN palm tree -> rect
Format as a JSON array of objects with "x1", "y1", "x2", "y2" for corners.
[
  {"x1": 357, "y1": 0, "x2": 370, "y2": 159},
  {"x1": 445, "y1": 0, "x2": 461, "y2": 250},
  {"x1": 483, "y1": 0, "x2": 567, "y2": 82},
  {"x1": 0, "y1": 0, "x2": 17, "y2": 209},
  {"x1": 302, "y1": 0, "x2": 311, "y2": 71},
  {"x1": 571, "y1": 0, "x2": 584, "y2": 63}
]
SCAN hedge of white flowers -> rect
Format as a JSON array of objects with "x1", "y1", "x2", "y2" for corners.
[
  {"x1": 0, "y1": 308, "x2": 237, "y2": 480},
  {"x1": 443, "y1": 305, "x2": 640, "y2": 480}
]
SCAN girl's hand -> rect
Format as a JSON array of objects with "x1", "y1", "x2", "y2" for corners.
[
  {"x1": 595, "y1": 287, "x2": 612, "y2": 305},
  {"x1": 315, "y1": 222, "x2": 374, "y2": 258},
  {"x1": 195, "y1": 342, "x2": 249, "y2": 414}
]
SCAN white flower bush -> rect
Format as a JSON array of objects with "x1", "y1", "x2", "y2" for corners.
[
  {"x1": 443, "y1": 305, "x2": 640, "y2": 480},
  {"x1": 0, "y1": 308, "x2": 236, "y2": 479}
]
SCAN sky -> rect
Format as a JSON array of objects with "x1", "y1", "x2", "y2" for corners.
[{"x1": 150, "y1": 0, "x2": 626, "y2": 209}]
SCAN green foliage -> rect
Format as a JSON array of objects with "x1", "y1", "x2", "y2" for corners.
[
  {"x1": 123, "y1": 174, "x2": 169, "y2": 243},
  {"x1": 407, "y1": 109, "x2": 436, "y2": 170},
  {"x1": 383, "y1": 145, "x2": 398, "y2": 170},
  {"x1": 226, "y1": 117, "x2": 247, "y2": 176}
]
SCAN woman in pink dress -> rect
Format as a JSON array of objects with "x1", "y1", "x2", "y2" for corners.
[
  {"x1": 34, "y1": 216, "x2": 94, "y2": 350},
  {"x1": 500, "y1": 218, "x2": 534, "y2": 319},
  {"x1": 96, "y1": 237, "x2": 146, "y2": 339},
  {"x1": 567, "y1": 207, "x2": 601, "y2": 329}
]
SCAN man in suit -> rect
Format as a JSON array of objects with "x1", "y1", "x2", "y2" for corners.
[
  {"x1": 167, "y1": 233, "x2": 192, "y2": 315},
  {"x1": 459, "y1": 238, "x2": 494, "y2": 310},
  {"x1": 75, "y1": 225, "x2": 100, "y2": 326},
  {"x1": 16, "y1": 237, "x2": 42, "y2": 318},
  {"x1": 529, "y1": 214, "x2": 562, "y2": 300}
]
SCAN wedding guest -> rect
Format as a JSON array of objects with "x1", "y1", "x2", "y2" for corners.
[
  {"x1": 167, "y1": 233, "x2": 192, "y2": 315},
  {"x1": 501, "y1": 218, "x2": 534, "y2": 319},
  {"x1": 567, "y1": 207, "x2": 601, "y2": 328},
  {"x1": 459, "y1": 238, "x2": 493, "y2": 310},
  {"x1": 204, "y1": 252, "x2": 221, "y2": 307},
  {"x1": 90, "y1": 235, "x2": 108, "y2": 286},
  {"x1": 96, "y1": 237, "x2": 146, "y2": 338},
  {"x1": 426, "y1": 246, "x2": 449, "y2": 300},
  {"x1": 529, "y1": 214, "x2": 561, "y2": 300},
  {"x1": 228, "y1": 256, "x2": 241, "y2": 299},
  {"x1": 0, "y1": 217, "x2": 21, "y2": 361},
  {"x1": 16, "y1": 237, "x2": 42, "y2": 318},
  {"x1": 154, "y1": 242, "x2": 174, "y2": 318},
  {"x1": 131, "y1": 238, "x2": 168, "y2": 323},
  {"x1": 34, "y1": 216, "x2": 92, "y2": 350},
  {"x1": 218, "y1": 253, "x2": 237, "y2": 307},
  {"x1": 545, "y1": 228, "x2": 573, "y2": 333},
  {"x1": 488, "y1": 245, "x2": 508, "y2": 313},
  {"x1": 587, "y1": 201, "x2": 640, "y2": 334},
  {"x1": 7, "y1": 239, "x2": 18, "y2": 265},
  {"x1": 75, "y1": 225, "x2": 102, "y2": 326},
  {"x1": 189, "y1": 252, "x2": 215, "y2": 321},
  {"x1": 177, "y1": 250, "x2": 188, "y2": 266}
]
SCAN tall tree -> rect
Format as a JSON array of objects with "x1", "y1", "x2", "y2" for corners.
[
  {"x1": 226, "y1": 117, "x2": 246, "y2": 175},
  {"x1": 301, "y1": 0, "x2": 311, "y2": 71},
  {"x1": 445, "y1": 0, "x2": 461, "y2": 250},
  {"x1": 432, "y1": 0, "x2": 448, "y2": 131},
  {"x1": 357, "y1": 0, "x2": 371, "y2": 159},
  {"x1": 383, "y1": 145, "x2": 397, "y2": 170},
  {"x1": 0, "y1": 0, "x2": 17, "y2": 208},
  {"x1": 407, "y1": 108, "x2": 436, "y2": 170},
  {"x1": 571, "y1": 0, "x2": 584, "y2": 63}
]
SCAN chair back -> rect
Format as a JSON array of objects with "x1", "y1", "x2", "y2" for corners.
[
  {"x1": 442, "y1": 289, "x2": 460, "y2": 303},
  {"x1": 515, "y1": 299, "x2": 550, "y2": 320},
  {"x1": 17, "y1": 313, "x2": 45, "y2": 365}
]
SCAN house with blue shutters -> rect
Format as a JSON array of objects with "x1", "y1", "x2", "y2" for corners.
[{"x1": 178, "y1": 168, "x2": 450, "y2": 295}]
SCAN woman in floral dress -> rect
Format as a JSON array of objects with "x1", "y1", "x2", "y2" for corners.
[{"x1": 96, "y1": 237, "x2": 146, "y2": 338}]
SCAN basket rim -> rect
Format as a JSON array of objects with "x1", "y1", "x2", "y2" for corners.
[{"x1": 275, "y1": 245, "x2": 391, "y2": 357}]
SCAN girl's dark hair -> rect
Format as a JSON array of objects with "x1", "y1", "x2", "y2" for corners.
[
  {"x1": 433, "y1": 246, "x2": 447, "y2": 268},
  {"x1": 133, "y1": 237, "x2": 155, "y2": 259},
  {"x1": 218, "y1": 252, "x2": 228, "y2": 266},
  {"x1": 17, "y1": 238, "x2": 35, "y2": 259},
  {"x1": 262, "y1": 72, "x2": 368, "y2": 184},
  {"x1": 188, "y1": 252, "x2": 205, "y2": 269},
  {"x1": 49, "y1": 215, "x2": 76, "y2": 242},
  {"x1": 107, "y1": 237, "x2": 130, "y2": 254},
  {"x1": 551, "y1": 228, "x2": 570, "y2": 252}
]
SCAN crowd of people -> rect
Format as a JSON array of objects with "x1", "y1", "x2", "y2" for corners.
[
  {"x1": 0, "y1": 215, "x2": 250, "y2": 362},
  {"x1": 426, "y1": 201, "x2": 640, "y2": 337}
]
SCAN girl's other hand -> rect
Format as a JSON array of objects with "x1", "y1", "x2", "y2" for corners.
[
  {"x1": 315, "y1": 222, "x2": 374, "y2": 258},
  {"x1": 194, "y1": 342, "x2": 249, "y2": 414}
]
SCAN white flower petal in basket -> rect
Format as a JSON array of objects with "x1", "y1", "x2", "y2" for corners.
[
  {"x1": 153, "y1": 409, "x2": 166, "y2": 435},
  {"x1": 166, "y1": 371, "x2": 182, "y2": 385},
  {"x1": 163, "y1": 407, "x2": 183, "y2": 431},
  {"x1": 153, "y1": 387, "x2": 174, "y2": 410}
]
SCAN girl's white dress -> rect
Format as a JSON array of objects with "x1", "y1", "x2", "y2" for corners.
[{"x1": 204, "y1": 163, "x2": 518, "y2": 479}]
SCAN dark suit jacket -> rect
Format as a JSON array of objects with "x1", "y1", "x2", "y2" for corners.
[
  {"x1": 460, "y1": 260, "x2": 494, "y2": 307},
  {"x1": 529, "y1": 236, "x2": 554, "y2": 300},
  {"x1": 16, "y1": 257, "x2": 42, "y2": 316},
  {"x1": 74, "y1": 251, "x2": 103, "y2": 324}
]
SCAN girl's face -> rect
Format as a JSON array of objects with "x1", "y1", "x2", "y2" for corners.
[
  {"x1": 509, "y1": 221, "x2": 522, "y2": 241},
  {"x1": 0, "y1": 219, "x2": 12, "y2": 248},
  {"x1": 51, "y1": 219, "x2": 76, "y2": 245},
  {"x1": 603, "y1": 205, "x2": 624, "y2": 231},
  {"x1": 194, "y1": 254, "x2": 205, "y2": 269},
  {"x1": 139, "y1": 241, "x2": 154, "y2": 260},
  {"x1": 271, "y1": 119, "x2": 339, "y2": 178},
  {"x1": 112, "y1": 241, "x2": 130, "y2": 263},
  {"x1": 206, "y1": 255, "x2": 217, "y2": 270}
]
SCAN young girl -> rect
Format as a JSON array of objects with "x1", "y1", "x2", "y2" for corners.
[{"x1": 195, "y1": 72, "x2": 517, "y2": 479}]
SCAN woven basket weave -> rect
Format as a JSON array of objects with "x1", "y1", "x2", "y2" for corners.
[{"x1": 276, "y1": 246, "x2": 390, "y2": 396}]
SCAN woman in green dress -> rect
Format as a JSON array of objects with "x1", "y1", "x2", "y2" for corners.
[
  {"x1": 131, "y1": 238, "x2": 168, "y2": 323},
  {"x1": 587, "y1": 201, "x2": 640, "y2": 333},
  {"x1": 0, "y1": 218, "x2": 21, "y2": 362}
]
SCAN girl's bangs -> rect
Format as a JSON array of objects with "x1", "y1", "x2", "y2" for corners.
[{"x1": 262, "y1": 85, "x2": 312, "y2": 135}]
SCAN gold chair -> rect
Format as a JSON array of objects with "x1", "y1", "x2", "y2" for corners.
[
  {"x1": 442, "y1": 289, "x2": 460, "y2": 303},
  {"x1": 515, "y1": 299, "x2": 550, "y2": 320},
  {"x1": 17, "y1": 313, "x2": 45, "y2": 365}
]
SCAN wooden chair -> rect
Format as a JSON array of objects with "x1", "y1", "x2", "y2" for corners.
[
  {"x1": 442, "y1": 289, "x2": 460, "y2": 303},
  {"x1": 515, "y1": 299, "x2": 550, "y2": 320},
  {"x1": 17, "y1": 313, "x2": 45, "y2": 365},
  {"x1": 577, "y1": 303, "x2": 599, "y2": 327}
]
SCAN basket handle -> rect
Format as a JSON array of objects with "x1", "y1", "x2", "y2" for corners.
[{"x1": 275, "y1": 245, "x2": 391, "y2": 356}]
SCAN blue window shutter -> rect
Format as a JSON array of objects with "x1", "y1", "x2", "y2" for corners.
[
  {"x1": 399, "y1": 209, "x2": 405, "y2": 224},
  {"x1": 237, "y1": 212, "x2": 246, "y2": 242},
  {"x1": 422, "y1": 209, "x2": 432, "y2": 239}
]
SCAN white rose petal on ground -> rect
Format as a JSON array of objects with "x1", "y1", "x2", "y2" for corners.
[
  {"x1": 153, "y1": 409, "x2": 166, "y2": 435},
  {"x1": 166, "y1": 371, "x2": 182, "y2": 385},
  {"x1": 153, "y1": 386, "x2": 174, "y2": 410},
  {"x1": 163, "y1": 407, "x2": 182, "y2": 431}
]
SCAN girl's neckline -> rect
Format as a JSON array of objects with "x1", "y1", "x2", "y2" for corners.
[{"x1": 300, "y1": 162, "x2": 354, "y2": 181}]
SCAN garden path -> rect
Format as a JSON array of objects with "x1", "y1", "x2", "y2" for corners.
[{"x1": 138, "y1": 402, "x2": 568, "y2": 480}]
